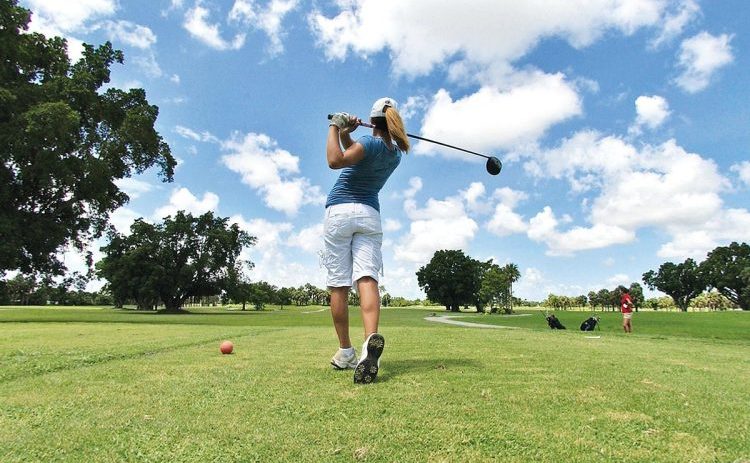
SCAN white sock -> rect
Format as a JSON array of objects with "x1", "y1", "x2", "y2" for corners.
[{"x1": 340, "y1": 347, "x2": 355, "y2": 356}]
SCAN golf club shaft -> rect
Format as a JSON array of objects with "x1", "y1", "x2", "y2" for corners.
[{"x1": 328, "y1": 114, "x2": 492, "y2": 160}]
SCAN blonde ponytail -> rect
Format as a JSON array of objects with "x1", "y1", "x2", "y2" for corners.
[{"x1": 385, "y1": 108, "x2": 410, "y2": 153}]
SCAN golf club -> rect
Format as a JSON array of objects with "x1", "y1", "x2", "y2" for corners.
[{"x1": 327, "y1": 114, "x2": 502, "y2": 176}]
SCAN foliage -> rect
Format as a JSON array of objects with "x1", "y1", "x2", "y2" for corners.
[
  {"x1": 0, "y1": 1, "x2": 176, "y2": 275},
  {"x1": 701, "y1": 242, "x2": 750, "y2": 310},
  {"x1": 628, "y1": 282, "x2": 645, "y2": 309},
  {"x1": 479, "y1": 262, "x2": 507, "y2": 313},
  {"x1": 503, "y1": 263, "x2": 521, "y2": 313},
  {"x1": 543, "y1": 294, "x2": 576, "y2": 310},
  {"x1": 1, "y1": 272, "x2": 111, "y2": 305},
  {"x1": 690, "y1": 290, "x2": 736, "y2": 311},
  {"x1": 643, "y1": 258, "x2": 707, "y2": 311},
  {"x1": 416, "y1": 250, "x2": 484, "y2": 312},
  {"x1": 97, "y1": 211, "x2": 253, "y2": 312},
  {"x1": 643, "y1": 296, "x2": 676, "y2": 311}
]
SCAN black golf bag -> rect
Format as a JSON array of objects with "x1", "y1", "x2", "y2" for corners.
[
  {"x1": 580, "y1": 316, "x2": 599, "y2": 331},
  {"x1": 546, "y1": 314, "x2": 566, "y2": 330}
]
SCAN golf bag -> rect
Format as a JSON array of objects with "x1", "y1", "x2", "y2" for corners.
[
  {"x1": 580, "y1": 316, "x2": 600, "y2": 331},
  {"x1": 545, "y1": 314, "x2": 566, "y2": 330}
]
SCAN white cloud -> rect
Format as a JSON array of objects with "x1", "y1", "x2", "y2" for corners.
[
  {"x1": 310, "y1": 0, "x2": 667, "y2": 77},
  {"x1": 175, "y1": 125, "x2": 219, "y2": 143},
  {"x1": 492, "y1": 187, "x2": 529, "y2": 209},
  {"x1": 527, "y1": 207, "x2": 634, "y2": 256},
  {"x1": 109, "y1": 207, "x2": 143, "y2": 235},
  {"x1": 731, "y1": 161, "x2": 750, "y2": 187},
  {"x1": 229, "y1": 215, "x2": 292, "y2": 251},
  {"x1": 184, "y1": 3, "x2": 245, "y2": 50},
  {"x1": 400, "y1": 96, "x2": 430, "y2": 122},
  {"x1": 522, "y1": 130, "x2": 746, "y2": 258},
  {"x1": 650, "y1": 0, "x2": 700, "y2": 48},
  {"x1": 383, "y1": 219, "x2": 402, "y2": 232},
  {"x1": 460, "y1": 182, "x2": 489, "y2": 215},
  {"x1": 229, "y1": 215, "x2": 325, "y2": 289},
  {"x1": 229, "y1": 0, "x2": 299, "y2": 55},
  {"x1": 630, "y1": 95, "x2": 670, "y2": 134},
  {"x1": 25, "y1": 0, "x2": 116, "y2": 32},
  {"x1": 486, "y1": 187, "x2": 529, "y2": 237},
  {"x1": 658, "y1": 208, "x2": 750, "y2": 259},
  {"x1": 403, "y1": 177, "x2": 423, "y2": 199},
  {"x1": 524, "y1": 130, "x2": 638, "y2": 193},
  {"x1": 675, "y1": 31, "x2": 734, "y2": 93},
  {"x1": 589, "y1": 140, "x2": 727, "y2": 230},
  {"x1": 606, "y1": 273, "x2": 631, "y2": 287},
  {"x1": 417, "y1": 73, "x2": 582, "y2": 159},
  {"x1": 513, "y1": 267, "x2": 592, "y2": 301},
  {"x1": 25, "y1": 0, "x2": 117, "y2": 61},
  {"x1": 395, "y1": 194, "x2": 478, "y2": 264},
  {"x1": 487, "y1": 204, "x2": 527, "y2": 237},
  {"x1": 221, "y1": 132, "x2": 325, "y2": 216},
  {"x1": 154, "y1": 187, "x2": 219, "y2": 219},
  {"x1": 133, "y1": 51, "x2": 163, "y2": 78},
  {"x1": 170, "y1": 74, "x2": 181, "y2": 84},
  {"x1": 114, "y1": 177, "x2": 154, "y2": 199},
  {"x1": 101, "y1": 20, "x2": 157, "y2": 49},
  {"x1": 287, "y1": 223, "x2": 325, "y2": 254}
]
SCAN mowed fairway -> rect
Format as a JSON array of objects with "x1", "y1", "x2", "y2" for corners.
[{"x1": 1, "y1": 307, "x2": 749, "y2": 462}]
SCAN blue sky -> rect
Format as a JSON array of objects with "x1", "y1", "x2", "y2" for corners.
[{"x1": 24, "y1": 0, "x2": 750, "y2": 301}]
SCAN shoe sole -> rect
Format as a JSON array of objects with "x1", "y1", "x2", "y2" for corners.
[
  {"x1": 354, "y1": 334, "x2": 385, "y2": 384},
  {"x1": 330, "y1": 360, "x2": 356, "y2": 370}
]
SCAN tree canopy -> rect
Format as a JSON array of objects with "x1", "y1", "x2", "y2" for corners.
[
  {"x1": 701, "y1": 242, "x2": 750, "y2": 310},
  {"x1": 0, "y1": 0, "x2": 175, "y2": 276},
  {"x1": 643, "y1": 258, "x2": 706, "y2": 312},
  {"x1": 97, "y1": 211, "x2": 254, "y2": 312},
  {"x1": 416, "y1": 250, "x2": 484, "y2": 312}
]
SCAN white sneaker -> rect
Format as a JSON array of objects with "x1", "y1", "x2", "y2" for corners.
[
  {"x1": 354, "y1": 333, "x2": 385, "y2": 384},
  {"x1": 330, "y1": 348, "x2": 357, "y2": 370}
]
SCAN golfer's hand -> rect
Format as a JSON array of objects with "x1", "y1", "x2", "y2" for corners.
[
  {"x1": 329, "y1": 112, "x2": 353, "y2": 129},
  {"x1": 339, "y1": 114, "x2": 360, "y2": 135}
]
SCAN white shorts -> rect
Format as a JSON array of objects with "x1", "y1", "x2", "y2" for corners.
[
  {"x1": 322, "y1": 203, "x2": 383, "y2": 288},
  {"x1": 623, "y1": 312, "x2": 633, "y2": 320}
]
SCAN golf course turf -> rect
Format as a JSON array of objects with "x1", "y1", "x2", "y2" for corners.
[{"x1": 1, "y1": 306, "x2": 748, "y2": 462}]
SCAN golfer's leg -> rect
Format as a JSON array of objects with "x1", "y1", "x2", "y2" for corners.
[
  {"x1": 330, "y1": 286, "x2": 352, "y2": 348},
  {"x1": 357, "y1": 277, "x2": 380, "y2": 336}
]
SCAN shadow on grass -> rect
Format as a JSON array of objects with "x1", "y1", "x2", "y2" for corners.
[{"x1": 378, "y1": 358, "x2": 483, "y2": 383}]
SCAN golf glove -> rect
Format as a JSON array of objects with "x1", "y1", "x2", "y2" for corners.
[{"x1": 329, "y1": 112, "x2": 352, "y2": 129}]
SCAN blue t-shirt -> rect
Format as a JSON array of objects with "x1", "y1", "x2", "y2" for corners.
[{"x1": 325, "y1": 135, "x2": 402, "y2": 212}]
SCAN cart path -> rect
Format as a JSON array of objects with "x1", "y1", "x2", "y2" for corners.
[{"x1": 424, "y1": 315, "x2": 521, "y2": 329}]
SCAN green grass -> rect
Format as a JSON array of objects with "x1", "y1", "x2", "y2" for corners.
[{"x1": 1, "y1": 306, "x2": 749, "y2": 462}]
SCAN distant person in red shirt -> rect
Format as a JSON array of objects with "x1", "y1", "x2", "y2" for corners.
[{"x1": 619, "y1": 286, "x2": 634, "y2": 333}]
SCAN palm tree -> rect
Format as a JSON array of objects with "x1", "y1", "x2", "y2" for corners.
[{"x1": 503, "y1": 263, "x2": 521, "y2": 313}]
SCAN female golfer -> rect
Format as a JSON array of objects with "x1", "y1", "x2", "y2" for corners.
[
  {"x1": 619, "y1": 286, "x2": 634, "y2": 333},
  {"x1": 324, "y1": 97, "x2": 409, "y2": 384}
]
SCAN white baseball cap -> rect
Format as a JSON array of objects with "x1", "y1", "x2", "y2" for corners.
[{"x1": 370, "y1": 97, "x2": 397, "y2": 118}]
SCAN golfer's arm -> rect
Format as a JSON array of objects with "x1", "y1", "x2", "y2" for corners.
[{"x1": 327, "y1": 127, "x2": 365, "y2": 169}]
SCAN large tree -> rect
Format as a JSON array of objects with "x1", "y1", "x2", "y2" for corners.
[
  {"x1": 479, "y1": 262, "x2": 507, "y2": 313},
  {"x1": 1, "y1": 0, "x2": 175, "y2": 276},
  {"x1": 642, "y1": 259, "x2": 706, "y2": 312},
  {"x1": 701, "y1": 242, "x2": 750, "y2": 310},
  {"x1": 628, "y1": 282, "x2": 645, "y2": 312},
  {"x1": 416, "y1": 250, "x2": 483, "y2": 312},
  {"x1": 98, "y1": 211, "x2": 254, "y2": 312}
]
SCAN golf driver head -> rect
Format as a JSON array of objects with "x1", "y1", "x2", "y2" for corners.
[{"x1": 486, "y1": 157, "x2": 502, "y2": 175}]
